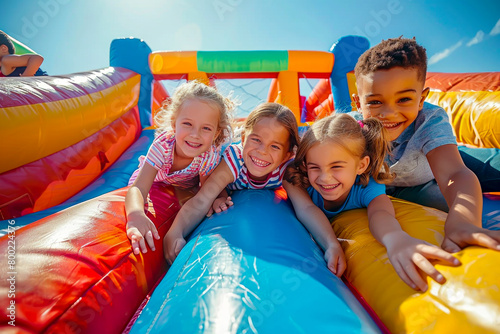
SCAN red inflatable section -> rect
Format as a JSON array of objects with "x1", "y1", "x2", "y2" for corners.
[
  {"x1": 151, "y1": 80, "x2": 169, "y2": 116},
  {"x1": 0, "y1": 184, "x2": 181, "y2": 333},
  {"x1": 302, "y1": 79, "x2": 334, "y2": 122},
  {"x1": 425, "y1": 72, "x2": 500, "y2": 92}
]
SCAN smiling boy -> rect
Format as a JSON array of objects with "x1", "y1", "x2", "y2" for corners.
[{"x1": 352, "y1": 37, "x2": 500, "y2": 253}]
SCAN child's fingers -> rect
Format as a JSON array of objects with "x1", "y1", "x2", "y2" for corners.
[
  {"x1": 419, "y1": 245, "x2": 461, "y2": 266},
  {"x1": 165, "y1": 248, "x2": 175, "y2": 265},
  {"x1": 392, "y1": 261, "x2": 423, "y2": 291},
  {"x1": 128, "y1": 229, "x2": 147, "y2": 254},
  {"x1": 130, "y1": 236, "x2": 141, "y2": 255},
  {"x1": 336, "y1": 257, "x2": 347, "y2": 277},
  {"x1": 441, "y1": 237, "x2": 461, "y2": 253},
  {"x1": 402, "y1": 256, "x2": 429, "y2": 291},
  {"x1": 206, "y1": 207, "x2": 214, "y2": 217},
  {"x1": 412, "y1": 253, "x2": 446, "y2": 285},
  {"x1": 327, "y1": 257, "x2": 338, "y2": 276},
  {"x1": 174, "y1": 239, "x2": 186, "y2": 257},
  {"x1": 138, "y1": 237, "x2": 148, "y2": 254},
  {"x1": 467, "y1": 231, "x2": 500, "y2": 251},
  {"x1": 144, "y1": 230, "x2": 156, "y2": 252},
  {"x1": 151, "y1": 224, "x2": 160, "y2": 240}
]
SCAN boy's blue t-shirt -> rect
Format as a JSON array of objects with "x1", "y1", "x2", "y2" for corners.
[
  {"x1": 350, "y1": 102, "x2": 457, "y2": 187},
  {"x1": 387, "y1": 102, "x2": 457, "y2": 187},
  {"x1": 307, "y1": 176, "x2": 386, "y2": 219}
]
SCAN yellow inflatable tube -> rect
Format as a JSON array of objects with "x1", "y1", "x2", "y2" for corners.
[
  {"x1": 332, "y1": 198, "x2": 500, "y2": 334},
  {"x1": 426, "y1": 91, "x2": 500, "y2": 148}
]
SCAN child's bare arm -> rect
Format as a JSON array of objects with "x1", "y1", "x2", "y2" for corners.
[
  {"x1": 125, "y1": 163, "x2": 160, "y2": 254},
  {"x1": 1, "y1": 54, "x2": 44, "y2": 76},
  {"x1": 427, "y1": 144, "x2": 500, "y2": 252},
  {"x1": 283, "y1": 181, "x2": 346, "y2": 277},
  {"x1": 164, "y1": 161, "x2": 234, "y2": 264},
  {"x1": 367, "y1": 195, "x2": 460, "y2": 291}
]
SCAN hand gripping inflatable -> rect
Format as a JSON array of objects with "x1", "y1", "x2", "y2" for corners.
[{"x1": 332, "y1": 197, "x2": 500, "y2": 334}]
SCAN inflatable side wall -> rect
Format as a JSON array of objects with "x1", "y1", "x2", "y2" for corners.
[{"x1": 0, "y1": 69, "x2": 141, "y2": 220}]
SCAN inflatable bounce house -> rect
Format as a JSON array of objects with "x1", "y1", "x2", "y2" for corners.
[{"x1": 0, "y1": 35, "x2": 499, "y2": 333}]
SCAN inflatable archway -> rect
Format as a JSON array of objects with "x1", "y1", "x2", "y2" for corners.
[{"x1": 0, "y1": 36, "x2": 499, "y2": 334}]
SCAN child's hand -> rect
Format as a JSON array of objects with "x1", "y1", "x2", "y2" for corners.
[
  {"x1": 324, "y1": 242, "x2": 346, "y2": 277},
  {"x1": 126, "y1": 212, "x2": 160, "y2": 255},
  {"x1": 442, "y1": 221, "x2": 500, "y2": 253},
  {"x1": 206, "y1": 196, "x2": 233, "y2": 217},
  {"x1": 163, "y1": 231, "x2": 187, "y2": 265},
  {"x1": 384, "y1": 231, "x2": 460, "y2": 292}
]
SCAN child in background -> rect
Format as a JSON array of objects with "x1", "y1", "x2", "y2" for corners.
[
  {"x1": 285, "y1": 114, "x2": 460, "y2": 291},
  {"x1": 352, "y1": 37, "x2": 500, "y2": 253},
  {"x1": 163, "y1": 102, "x2": 301, "y2": 264},
  {"x1": 126, "y1": 80, "x2": 235, "y2": 255},
  {"x1": 0, "y1": 30, "x2": 46, "y2": 77}
]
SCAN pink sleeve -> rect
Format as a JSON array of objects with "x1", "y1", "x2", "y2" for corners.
[
  {"x1": 199, "y1": 146, "x2": 222, "y2": 177},
  {"x1": 143, "y1": 132, "x2": 169, "y2": 170}
]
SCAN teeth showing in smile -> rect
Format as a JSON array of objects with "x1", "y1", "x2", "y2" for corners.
[
  {"x1": 319, "y1": 183, "x2": 340, "y2": 190},
  {"x1": 381, "y1": 121, "x2": 402, "y2": 129},
  {"x1": 186, "y1": 141, "x2": 202, "y2": 148},
  {"x1": 251, "y1": 156, "x2": 271, "y2": 167}
]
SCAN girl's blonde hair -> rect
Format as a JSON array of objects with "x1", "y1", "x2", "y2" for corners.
[
  {"x1": 287, "y1": 113, "x2": 394, "y2": 188},
  {"x1": 243, "y1": 102, "x2": 300, "y2": 153},
  {"x1": 155, "y1": 80, "x2": 235, "y2": 147}
]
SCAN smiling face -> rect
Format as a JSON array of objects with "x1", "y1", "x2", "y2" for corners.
[
  {"x1": 242, "y1": 116, "x2": 292, "y2": 181},
  {"x1": 306, "y1": 140, "x2": 369, "y2": 211},
  {"x1": 354, "y1": 67, "x2": 429, "y2": 141},
  {"x1": 173, "y1": 99, "x2": 220, "y2": 159}
]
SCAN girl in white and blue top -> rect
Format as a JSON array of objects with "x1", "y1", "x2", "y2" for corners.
[{"x1": 223, "y1": 143, "x2": 291, "y2": 191}]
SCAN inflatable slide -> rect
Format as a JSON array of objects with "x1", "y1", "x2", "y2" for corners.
[{"x1": 0, "y1": 35, "x2": 499, "y2": 334}]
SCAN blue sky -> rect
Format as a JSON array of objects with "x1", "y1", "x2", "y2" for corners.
[{"x1": 2, "y1": 0, "x2": 500, "y2": 75}]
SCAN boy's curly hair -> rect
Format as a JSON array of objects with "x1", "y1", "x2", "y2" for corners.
[{"x1": 354, "y1": 37, "x2": 427, "y2": 83}]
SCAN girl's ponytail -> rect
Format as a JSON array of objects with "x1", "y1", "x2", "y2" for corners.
[{"x1": 359, "y1": 118, "x2": 395, "y2": 184}]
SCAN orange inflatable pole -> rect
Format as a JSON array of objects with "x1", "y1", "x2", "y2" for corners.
[{"x1": 267, "y1": 78, "x2": 279, "y2": 103}]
